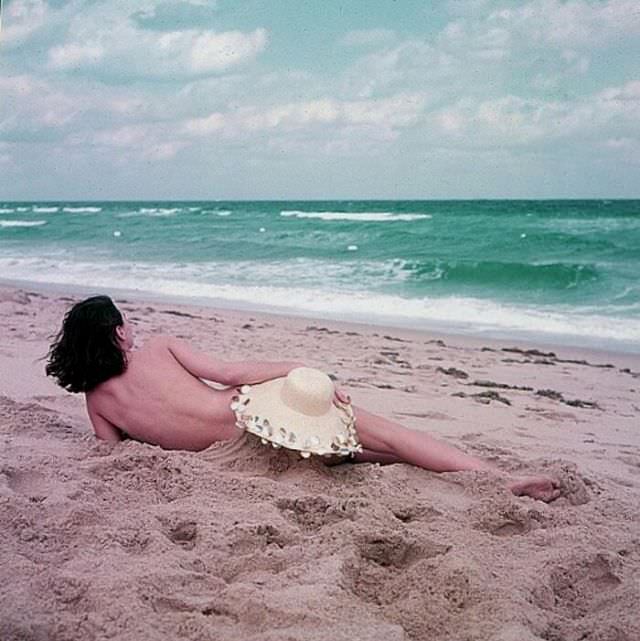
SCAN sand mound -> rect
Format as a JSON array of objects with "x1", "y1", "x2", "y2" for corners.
[
  {"x1": 1, "y1": 396, "x2": 638, "y2": 641},
  {"x1": 1, "y1": 285, "x2": 639, "y2": 640}
]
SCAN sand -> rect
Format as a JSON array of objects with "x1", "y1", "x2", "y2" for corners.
[{"x1": 1, "y1": 283, "x2": 639, "y2": 641}]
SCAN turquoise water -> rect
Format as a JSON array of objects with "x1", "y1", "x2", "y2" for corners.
[{"x1": 1, "y1": 200, "x2": 639, "y2": 351}]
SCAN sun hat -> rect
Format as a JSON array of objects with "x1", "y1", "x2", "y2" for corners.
[{"x1": 230, "y1": 367, "x2": 362, "y2": 458}]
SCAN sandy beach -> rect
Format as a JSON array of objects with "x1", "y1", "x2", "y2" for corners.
[{"x1": 1, "y1": 282, "x2": 638, "y2": 641}]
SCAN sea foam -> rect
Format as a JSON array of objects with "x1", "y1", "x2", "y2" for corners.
[
  {"x1": 62, "y1": 207, "x2": 102, "y2": 213},
  {"x1": 1, "y1": 254, "x2": 638, "y2": 349},
  {"x1": 0, "y1": 220, "x2": 47, "y2": 228},
  {"x1": 117, "y1": 208, "x2": 181, "y2": 218},
  {"x1": 280, "y1": 211, "x2": 432, "y2": 222}
]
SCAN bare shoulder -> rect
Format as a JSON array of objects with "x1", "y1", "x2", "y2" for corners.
[
  {"x1": 143, "y1": 334, "x2": 176, "y2": 352},
  {"x1": 140, "y1": 335, "x2": 191, "y2": 365},
  {"x1": 85, "y1": 387, "x2": 108, "y2": 413},
  {"x1": 145, "y1": 334, "x2": 202, "y2": 356},
  {"x1": 85, "y1": 386, "x2": 107, "y2": 411}
]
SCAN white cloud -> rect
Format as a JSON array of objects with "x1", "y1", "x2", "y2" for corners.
[
  {"x1": 1, "y1": 0, "x2": 48, "y2": 48},
  {"x1": 48, "y1": 43, "x2": 106, "y2": 70},
  {"x1": 1, "y1": 0, "x2": 638, "y2": 196},
  {"x1": 431, "y1": 79, "x2": 640, "y2": 148},
  {"x1": 604, "y1": 137, "x2": 637, "y2": 150},
  {"x1": 598, "y1": 79, "x2": 640, "y2": 104},
  {"x1": 0, "y1": 73, "x2": 38, "y2": 96},
  {"x1": 343, "y1": 94, "x2": 425, "y2": 126},
  {"x1": 189, "y1": 29, "x2": 268, "y2": 73},
  {"x1": 182, "y1": 93, "x2": 427, "y2": 138},
  {"x1": 141, "y1": 141, "x2": 185, "y2": 161},
  {"x1": 487, "y1": 0, "x2": 640, "y2": 47},
  {"x1": 44, "y1": 4, "x2": 268, "y2": 78},
  {"x1": 92, "y1": 125, "x2": 149, "y2": 148},
  {"x1": 69, "y1": 123, "x2": 186, "y2": 162},
  {"x1": 438, "y1": 19, "x2": 510, "y2": 60},
  {"x1": 182, "y1": 112, "x2": 225, "y2": 135},
  {"x1": 342, "y1": 0, "x2": 640, "y2": 101},
  {"x1": 437, "y1": 110, "x2": 465, "y2": 133},
  {"x1": 0, "y1": 74, "x2": 84, "y2": 132},
  {"x1": 339, "y1": 39, "x2": 444, "y2": 99},
  {"x1": 0, "y1": 72, "x2": 184, "y2": 141},
  {"x1": 107, "y1": 96, "x2": 148, "y2": 115}
]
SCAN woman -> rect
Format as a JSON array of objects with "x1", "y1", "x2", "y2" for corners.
[{"x1": 46, "y1": 295, "x2": 560, "y2": 501}]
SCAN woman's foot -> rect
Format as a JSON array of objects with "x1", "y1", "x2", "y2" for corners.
[{"x1": 507, "y1": 475, "x2": 561, "y2": 502}]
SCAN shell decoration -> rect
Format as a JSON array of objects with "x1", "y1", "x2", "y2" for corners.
[{"x1": 231, "y1": 385, "x2": 362, "y2": 459}]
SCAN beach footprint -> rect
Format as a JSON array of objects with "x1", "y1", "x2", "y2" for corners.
[
  {"x1": 157, "y1": 515, "x2": 198, "y2": 550},
  {"x1": 341, "y1": 529, "x2": 450, "y2": 604},
  {"x1": 471, "y1": 501, "x2": 546, "y2": 538},
  {"x1": 538, "y1": 551, "x2": 624, "y2": 621},
  {"x1": 276, "y1": 494, "x2": 366, "y2": 531}
]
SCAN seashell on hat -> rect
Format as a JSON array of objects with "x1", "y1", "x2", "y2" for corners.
[{"x1": 230, "y1": 367, "x2": 362, "y2": 458}]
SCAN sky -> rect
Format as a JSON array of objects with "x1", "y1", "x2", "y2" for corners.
[{"x1": 0, "y1": 0, "x2": 639, "y2": 200}]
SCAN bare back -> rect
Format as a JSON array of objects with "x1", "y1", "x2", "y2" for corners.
[{"x1": 86, "y1": 338, "x2": 238, "y2": 450}]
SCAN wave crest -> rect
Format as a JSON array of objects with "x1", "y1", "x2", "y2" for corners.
[
  {"x1": 280, "y1": 211, "x2": 431, "y2": 222},
  {"x1": 0, "y1": 220, "x2": 47, "y2": 228},
  {"x1": 405, "y1": 260, "x2": 600, "y2": 290},
  {"x1": 62, "y1": 207, "x2": 102, "y2": 213}
]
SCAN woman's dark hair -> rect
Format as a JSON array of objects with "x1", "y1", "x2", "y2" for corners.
[{"x1": 46, "y1": 295, "x2": 127, "y2": 393}]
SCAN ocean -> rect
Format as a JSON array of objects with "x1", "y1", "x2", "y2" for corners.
[{"x1": 1, "y1": 200, "x2": 639, "y2": 353}]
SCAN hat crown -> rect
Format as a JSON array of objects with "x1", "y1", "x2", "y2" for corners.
[{"x1": 281, "y1": 367, "x2": 334, "y2": 416}]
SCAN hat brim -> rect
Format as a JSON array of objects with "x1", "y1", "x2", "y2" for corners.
[{"x1": 231, "y1": 377, "x2": 361, "y2": 458}]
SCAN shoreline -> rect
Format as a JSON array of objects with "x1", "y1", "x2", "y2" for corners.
[{"x1": 2, "y1": 276, "x2": 638, "y2": 363}]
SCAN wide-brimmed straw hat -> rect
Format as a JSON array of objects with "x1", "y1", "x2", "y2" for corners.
[{"x1": 230, "y1": 367, "x2": 362, "y2": 458}]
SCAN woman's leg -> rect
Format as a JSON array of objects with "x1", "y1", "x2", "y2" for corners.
[
  {"x1": 351, "y1": 405, "x2": 560, "y2": 501},
  {"x1": 352, "y1": 406, "x2": 495, "y2": 472}
]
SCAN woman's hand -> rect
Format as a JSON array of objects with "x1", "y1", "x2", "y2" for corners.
[
  {"x1": 333, "y1": 385, "x2": 352, "y2": 406},
  {"x1": 327, "y1": 373, "x2": 351, "y2": 406}
]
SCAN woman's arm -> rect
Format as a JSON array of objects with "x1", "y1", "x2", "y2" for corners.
[
  {"x1": 166, "y1": 336, "x2": 304, "y2": 386},
  {"x1": 221, "y1": 359, "x2": 306, "y2": 386},
  {"x1": 86, "y1": 397, "x2": 123, "y2": 443}
]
